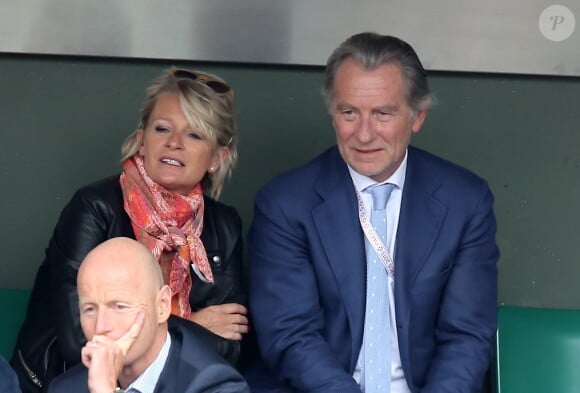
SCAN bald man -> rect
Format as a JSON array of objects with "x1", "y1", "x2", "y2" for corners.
[{"x1": 47, "y1": 237, "x2": 249, "y2": 393}]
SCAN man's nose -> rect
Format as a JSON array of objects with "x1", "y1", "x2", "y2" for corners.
[
  {"x1": 355, "y1": 115, "x2": 374, "y2": 142},
  {"x1": 94, "y1": 308, "x2": 112, "y2": 335}
]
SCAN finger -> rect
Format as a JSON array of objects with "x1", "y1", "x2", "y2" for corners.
[
  {"x1": 116, "y1": 311, "x2": 145, "y2": 356},
  {"x1": 234, "y1": 325, "x2": 248, "y2": 339},
  {"x1": 221, "y1": 330, "x2": 243, "y2": 341},
  {"x1": 226, "y1": 313, "x2": 248, "y2": 325},
  {"x1": 127, "y1": 311, "x2": 145, "y2": 339},
  {"x1": 235, "y1": 314, "x2": 249, "y2": 325},
  {"x1": 218, "y1": 303, "x2": 248, "y2": 314},
  {"x1": 81, "y1": 345, "x2": 94, "y2": 369},
  {"x1": 221, "y1": 323, "x2": 248, "y2": 340}
]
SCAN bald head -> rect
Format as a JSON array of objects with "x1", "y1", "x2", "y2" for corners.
[
  {"x1": 79, "y1": 237, "x2": 164, "y2": 291},
  {"x1": 77, "y1": 237, "x2": 172, "y2": 376}
]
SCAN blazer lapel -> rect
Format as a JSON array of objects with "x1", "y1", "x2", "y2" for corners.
[
  {"x1": 394, "y1": 147, "x2": 447, "y2": 326},
  {"x1": 312, "y1": 148, "x2": 366, "y2": 368},
  {"x1": 153, "y1": 331, "x2": 180, "y2": 393}
]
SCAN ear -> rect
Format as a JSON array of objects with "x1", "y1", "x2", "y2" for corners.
[
  {"x1": 209, "y1": 146, "x2": 228, "y2": 173},
  {"x1": 411, "y1": 109, "x2": 428, "y2": 134},
  {"x1": 156, "y1": 285, "x2": 172, "y2": 323},
  {"x1": 136, "y1": 129, "x2": 145, "y2": 156}
]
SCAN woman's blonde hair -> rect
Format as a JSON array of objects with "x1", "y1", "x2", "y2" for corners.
[{"x1": 121, "y1": 67, "x2": 237, "y2": 199}]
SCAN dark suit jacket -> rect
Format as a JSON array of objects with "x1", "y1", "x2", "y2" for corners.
[
  {"x1": 47, "y1": 322, "x2": 250, "y2": 393},
  {"x1": 246, "y1": 146, "x2": 499, "y2": 393}
]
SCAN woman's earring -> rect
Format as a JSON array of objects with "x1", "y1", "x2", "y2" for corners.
[{"x1": 209, "y1": 166, "x2": 215, "y2": 173}]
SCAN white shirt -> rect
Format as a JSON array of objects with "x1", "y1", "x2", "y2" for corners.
[
  {"x1": 349, "y1": 151, "x2": 411, "y2": 393},
  {"x1": 124, "y1": 332, "x2": 171, "y2": 393}
]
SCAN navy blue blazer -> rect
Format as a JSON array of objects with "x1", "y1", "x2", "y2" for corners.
[
  {"x1": 246, "y1": 146, "x2": 499, "y2": 393},
  {"x1": 47, "y1": 321, "x2": 250, "y2": 393}
]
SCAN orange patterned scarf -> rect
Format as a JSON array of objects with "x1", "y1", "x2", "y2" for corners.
[{"x1": 119, "y1": 156, "x2": 213, "y2": 318}]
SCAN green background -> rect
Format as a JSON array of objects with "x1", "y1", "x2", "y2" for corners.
[{"x1": 1, "y1": 54, "x2": 579, "y2": 310}]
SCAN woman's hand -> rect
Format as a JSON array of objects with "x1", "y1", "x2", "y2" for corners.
[{"x1": 189, "y1": 303, "x2": 248, "y2": 340}]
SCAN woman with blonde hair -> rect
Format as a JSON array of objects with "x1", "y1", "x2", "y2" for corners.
[{"x1": 13, "y1": 68, "x2": 247, "y2": 393}]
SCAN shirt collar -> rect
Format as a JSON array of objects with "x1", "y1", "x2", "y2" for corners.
[
  {"x1": 126, "y1": 332, "x2": 171, "y2": 393},
  {"x1": 347, "y1": 149, "x2": 408, "y2": 193}
]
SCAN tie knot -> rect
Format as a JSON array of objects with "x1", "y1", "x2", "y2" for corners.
[{"x1": 366, "y1": 183, "x2": 395, "y2": 211}]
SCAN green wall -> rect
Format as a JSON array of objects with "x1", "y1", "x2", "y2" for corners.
[{"x1": 1, "y1": 54, "x2": 579, "y2": 309}]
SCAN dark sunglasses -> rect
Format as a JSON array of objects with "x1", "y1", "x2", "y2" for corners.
[{"x1": 172, "y1": 69, "x2": 232, "y2": 95}]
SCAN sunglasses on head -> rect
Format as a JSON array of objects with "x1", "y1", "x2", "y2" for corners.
[{"x1": 172, "y1": 69, "x2": 232, "y2": 95}]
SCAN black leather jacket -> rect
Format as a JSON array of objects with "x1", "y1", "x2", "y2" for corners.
[{"x1": 12, "y1": 175, "x2": 246, "y2": 392}]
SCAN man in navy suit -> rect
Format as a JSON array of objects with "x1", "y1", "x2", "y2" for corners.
[
  {"x1": 48, "y1": 237, "x2": 249, "y2": 393},
  {"x1": 245, "y1": 32, "x2": 499, "y2": 393}
]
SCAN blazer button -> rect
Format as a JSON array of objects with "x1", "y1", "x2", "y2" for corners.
[{"x1": 212, "y1": 255, "x2": 222, "y2": 266}]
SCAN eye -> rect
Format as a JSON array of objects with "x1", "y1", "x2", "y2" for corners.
[
  {"x1": 81, "y1": 305, "x2": 96, "y2": 316},
  {"x1": 377, "y1": 112, "x2": 391, "y2": 120},
  {"x1": 339, "y1": 109, "x2": 357, "y2": 121},
  {"x1": 188, "y1": 132, "x2": 203, "y2": 140},
  {"x1": 374, "y1": 109, "x2": 396, "y2": 122},
  {"x1": 154, "y1": 125, "x2": 170, "y2": 133},
  {"x1": 112, "y1": 303, "x2": 131, "y2": 312}
]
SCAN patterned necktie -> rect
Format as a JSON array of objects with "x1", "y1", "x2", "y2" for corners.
[{"x1": 363, "y1": 183, "x2": 395, "y2": 393}]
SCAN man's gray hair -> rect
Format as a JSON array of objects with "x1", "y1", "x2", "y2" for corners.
[{"x1": 323, "y1": 32, "x2": 432, "y2": 114}]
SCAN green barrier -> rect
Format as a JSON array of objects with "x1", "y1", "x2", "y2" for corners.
[
  {"x1": 496, "y1": 306, "x2": 580, "y2": 393},
  {"x1": 0, "y1": 289, "x2": 30, "y2": 359}
]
